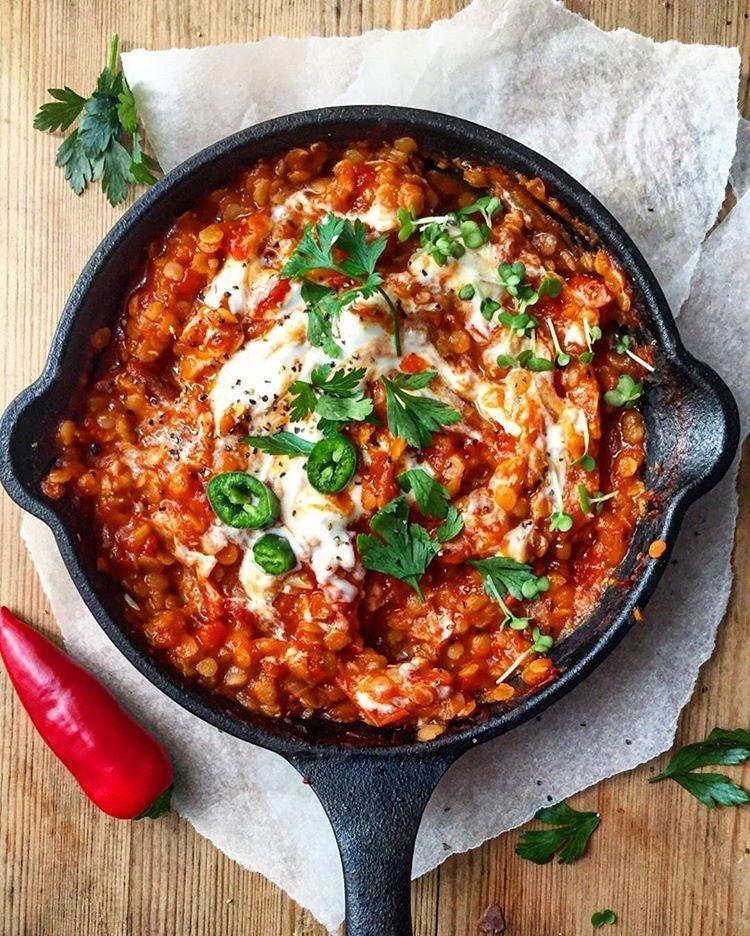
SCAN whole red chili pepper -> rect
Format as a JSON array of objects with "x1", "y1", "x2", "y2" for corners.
[{"x1": 0, "y1": 606, "x2": 173, "y2": 819}]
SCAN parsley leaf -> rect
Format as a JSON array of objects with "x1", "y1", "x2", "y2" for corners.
[
  {"x1": 282, "y1": 214, "x2": 401, "y2": 353},
  {"x1": 289, "y1": 380, "x2": 317, "y2": 422},
  {"x1": 129, "y1": 130, "x2": 160, "y2": 185},
  {"x1": 242, "y1": 432, "x2": 315, "y2": 457},
  {"x1": 100, "y1": 138, "x2": 133, "y2": 206},
  {"x1": 79, "y1": 92, "x2": 122, "y2": 156},
  {"x1": 299, "y1": 280, "x2": 342, "y2": 357},
  {"x1": 336, "y1": 218, "x2": 388, "y2": 278},
  {"x1": 311, "y1": 364, "x2": 368, "y2": 395},
  {"x1": 468, "y1": 556, "x2": 549, "y2": 602},
  {"x1": 281, "y1": 214, "x2": 347, "y2": 278},
  {"x1": 315, "y1": 393, "x2": 373, "y2": 423},
  {"x1": 468, "y1": 556, "x2": 550, "y2": 630},
  {"x1": 116, "y1": 82, "x2": 138, "y2": 133},
  {"x1": 356, "y1": 497, "x2": 441, "y2": 599},
  {"x1": 397, "y1": 468, "x2": 464, "y2": 542},
  {"x1": 54, "y1": 130, "x2": 94, "y2": 195},
  {"x1": 382, "y1": 371, "x2": 461, "y2": 449},
  {"x1": 648, "y1": 727, "x2": 750, "y2": 808},
  {"x1": 34, "y1": 35, "x2": 160, "y2": 206},
  {"x1": 33, "y1": 86, "x2": 87, "y2": 132},
  {"x1": 515, "y1": 801, "x2": 600, "y2": 864},
  {"x1": 289, "y1": 367, "x2": 373, "y2": 427}
]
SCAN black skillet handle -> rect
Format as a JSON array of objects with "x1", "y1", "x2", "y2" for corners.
[{"x1": 288, "y1": 749, "x2": 459, "y2": 936}]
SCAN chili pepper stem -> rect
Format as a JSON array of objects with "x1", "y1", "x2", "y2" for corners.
[{"x1": 136, "y1": 784, "x2": 174, "y2": 819}]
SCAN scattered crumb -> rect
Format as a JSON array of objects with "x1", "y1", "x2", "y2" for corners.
[
  {"x1": 479, "y1": 904, "x2": 506, "y2": 934},
  {"x1": 648, "y1": 539, "x2": 667, "y2": 559},
  {"x1": 633, "y1": 606, "x2": 643, "y2": 622}
]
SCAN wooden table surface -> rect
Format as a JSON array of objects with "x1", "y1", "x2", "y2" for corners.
[{"x1": 1, "y1": 2, "x2": 749, "y2": 934}]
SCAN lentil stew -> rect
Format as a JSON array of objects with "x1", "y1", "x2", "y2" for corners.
[{"x1": 44, "y1": 137, "x2": 652, "y2": 740}]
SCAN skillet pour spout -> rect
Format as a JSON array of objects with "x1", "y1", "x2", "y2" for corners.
[{"x1": 0, "y1": 106, "x2": 739, "y2": 936}]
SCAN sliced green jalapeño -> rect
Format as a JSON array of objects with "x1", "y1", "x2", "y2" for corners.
[
  {"x1": 206, "y1": 472, "x2": 279, "y2": 529},
  {"x1": 253, "y1": 533, "x2": 296, "y2": 575},
  {"x1": 306, "y1": 436, "x2": 357, "y2": 494}
]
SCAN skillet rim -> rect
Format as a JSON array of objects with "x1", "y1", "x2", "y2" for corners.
[{"x1": 0, "y1": 104, "x2": 739, "y2": 761}]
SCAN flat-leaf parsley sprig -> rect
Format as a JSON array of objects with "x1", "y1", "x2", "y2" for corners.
[
  {"x1": 649, "y1": 727, "x2": 750, "y2": 808},
  {"x1": 288, "y1": 364, "x2": 374, "y2": 433},
  {"x1": 282, "y1": 214, "x2": 402, "y2": 354},
  {"x1": 516, "y1": 800, "x2": 601, "y2": 864},
  {"x1": 397, "y1": 467, "x2": 464, "y2": 542},
  {"x1": 381, "y1": 370, "x2": 461, "y2": 449},
  {"x1": 34, "y1": 35, "x2": 160, "y2": 206},
  {"x1": 357, "y1": 496, "x2": 441, "y2": 599}
]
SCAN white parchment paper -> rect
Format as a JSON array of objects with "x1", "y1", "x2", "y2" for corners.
[{"x1": 20, "y1": 1, "x2": 745, "y2": 930}]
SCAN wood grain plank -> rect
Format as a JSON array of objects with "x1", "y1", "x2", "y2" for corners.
[{"x1": 0, "y1": 2, "x2": 748, "y2": 934}]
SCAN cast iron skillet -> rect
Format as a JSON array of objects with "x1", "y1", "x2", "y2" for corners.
[{"x1": 0, "y1": 106, "x2": 739, "y2": 935}]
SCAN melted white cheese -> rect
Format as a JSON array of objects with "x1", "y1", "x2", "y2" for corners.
[
  {"x1": 444, "y1": 243, "x2": 506, "y2": 338},
  {"x1": 503, "y1": 519, "x2": 534, "y2": 563},
  {"x1": 354, "y1": 690, "x2": 398, "y2": 716},
  {"x1": 210, "y1": 299, "x2": 314, "y2": 428},
  {"x1": 173, "y1": 541, "x2": 218, "y2": 579},
  {"x1": 271, "y1": 187, "x2": 398, "y2": 233},
  {"x1": 564, "y1": 321, "x2": 586, "y2": 347},
  {"x1": 270, "y1": 457, "x2": 358, "y2": 593},
  {"x1": 202, "y1": 257, "x2": 248, "y2": 311},
  {"x1": 228, "y1": 452, "x2": 360, "y2": 616},
  {"x1": 344, "y1": 198, "x2": 399, "y2": 232},
  {"x1": 198, "y1": 195, "x2": 590, "y2": 619}
]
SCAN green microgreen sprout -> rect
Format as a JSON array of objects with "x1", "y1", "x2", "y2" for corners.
[
  {"x1": 614, "y1": 331, "x2": 655, "y2": 373},
  {"x1": 550, "y1": 510, "x2": 574, "y2": 532},
  {"x1": 396, "y1": 195, "x2": 502, "y2": 263},
  {"x1": 531, "y1": 626, "x2": 554, "y2": 654},
  {"x1": 458, "y1": 283, "x2": 475, "y2": 300},
  {"x1": 603, "y1": 374, "x2": 643, "y2": 408},
  {"x1": 573, "y1": 417, "x2": 595, "y2": 472},
  {"x1": 481, "y1": 296, "x2": 502, "y2": 321},
  {"x1": 498, "y1": 350, "x2": 554, "y2": 372},
  {"x1": 578, "y1": 486, "x2": 616, "y2": 516},
  {"x1": 499, "y1": 308, "x2": 539, "y2": 334},
  {"x1": 579, "y1": 317, "x2": 602, "y2": 365},
  {"x1": 547, "y1": 319, "x2": 571, "y2": 367},
  {"x1": 493, "y1": 263, "x2": 561, "y2": 329},
  {"x1": 497, "y1": 593, "x2": 531, "y2": 631}
]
